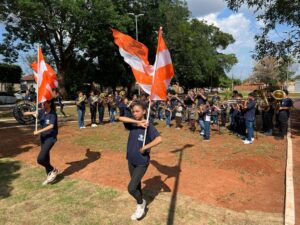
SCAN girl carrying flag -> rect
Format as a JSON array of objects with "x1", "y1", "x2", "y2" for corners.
[{"x1": 119, "y1": 101, "x2": 162, "y2": 220}]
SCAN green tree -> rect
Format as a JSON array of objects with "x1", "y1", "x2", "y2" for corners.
[
  {"x1": 225, "y1": 0, "x2": 300, "y2": 61},
  {"x1": 0, "y1": 0, "x2": 127, "y2": 87},
  {"x1": 0, "y1": 63, "x2": 22, "y2": 83}
]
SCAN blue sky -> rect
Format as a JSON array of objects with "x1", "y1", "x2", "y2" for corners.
[
  {"x1": 0, "y1": 0, "x2": 298, "y2": 79},
  {"x1": 186, "y1": 0, "x2": 299, "y2": 80}
]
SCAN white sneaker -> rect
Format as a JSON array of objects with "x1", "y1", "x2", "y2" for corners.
[
  {"x1": 251, "y1": 138, "x2": 254, "y2": 142},
  {"x1": 91, "y1": 124, "x2": 97, "y2": 128},
  {"x1": 243, "y1": 140, "x2": 253, "y2": 145},
  {"x1": 131, "y1": 199, "x2": 146, "y2": 220},
  {"x1": 81, "y1": 126, "x2": 86, "y2": 129},
  {"x1": 42, "y1": 169, "x2": 59, "y2": 185}
]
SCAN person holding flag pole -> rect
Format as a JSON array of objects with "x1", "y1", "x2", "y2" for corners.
[
  {"x1": 23, "y1": 46, "x2": 59, "y2": 185},
  {"x1": 113, "y1": 27, "x2": 173, "y2": 220}
]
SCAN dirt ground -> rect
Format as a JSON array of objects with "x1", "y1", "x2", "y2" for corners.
[{"x1": 0, "y1": 110, "x2": 287, "y2": 217}]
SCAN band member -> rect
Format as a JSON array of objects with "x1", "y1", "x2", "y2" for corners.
[
  {"x1": 196, "y1": 88, "x2": 207, "y2": 106},
  {"x1": 76, "y1": 91, "x2": 86, "y2": 129},
  {"x1": 88, "y1": 91, "x2": 98, "y2": 128},
  {"x1": 232, "y1": 90, "x2": 239, "y2": 99},
  {"x1": 203, "y1": 103, "x2": 212, "y2": 141},
  {"x1": 277, "y1": 90, "x2": 293, "y2": 138},
  {"x1": 119, "y1": 97, "x2": 133, "y2": 117},
  {"x1": 198, "y1": 104, "x2": 205, "y2": 136},
  {"x1": 220, "y1": 103, "x2": 227, "y2": 126},
  {"x1": 108, "y1": 94, "x2": 117, "y2": 123},
  {"x1": 157, "y1": 101, "x2": 165, "y2": 121},
  {"x1": 164, "y1": 100, "x2": 172, "y2": 127},
  {"x1": 211, "y1": 103, "x2": 220, "y2": 125},
  {"x1": 263, "y1": 90, "x2": 275, "y2": 136},
  {"x1": 184, "y1": 90, "x2": 195, "y2": 121},
  {"x1": 175, "y1": 102, "x2": 183, "y2": 129},
  {"x1": 229, "y1": 103, "x2": 238, "y2": 134},
  {"x1": 243, "y1": 93, "x2": 256, "y2": 144},
  {"x1": 98, "y1": 93, "x2": 106, "y2": 125},
  {"x1": 188, "y1": 103, "x2": 197, "y2": 132},
  {"x1": 54, "y1": 90, "x2": 66, "y2": 117},
  {"x1": 114, "y1": 91, "x2": 122, "y2": 107},
  {"x1": 211, "y1": 91, "x2": 221, "y2": 104},
  {"x1": 119, "y1": 101, "x2": 162, "y2": 220},
  {"x1": 23, "y1": 100, "x2": 59, "y2": 185},
  {"x1": 119, "y1": 97, "x2": 133, "y2": 129},
  {"x1": 236, "y1": 102, "x2": 246, "y2": 138}
]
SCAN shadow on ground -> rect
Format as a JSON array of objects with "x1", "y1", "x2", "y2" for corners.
[{"x1": 0, "y1": 159, "x2": 21, "y2": 199}]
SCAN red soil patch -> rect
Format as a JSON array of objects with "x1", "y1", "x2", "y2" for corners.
[{"x1": 0, "y1": 118, "x2": 286, "y2": 214}]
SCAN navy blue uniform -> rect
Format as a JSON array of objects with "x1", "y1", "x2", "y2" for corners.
[
  {"x1": 126, "y1": 122, "x2": 160, "y2": 204},
  {"x1": 38, "y1": 109, "x2": 58, "y2": 174},
  {"x1": 278, "y1": 98, "x2": 293, "y2": 137},
  {"x1": 39, "y1": 109, "x2": 58, "y2": 143},
  {"x1": 244, "y1": 99, "x2": 256, "y2": 141},
  {"x1": 126, "y1": 123, "x2": 160, "y2": 166}
]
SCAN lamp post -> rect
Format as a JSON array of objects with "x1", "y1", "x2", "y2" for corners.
[
  {"x1": 128, "y1": 13, "x2": 144, "y2": 95},
  {"x1": 128, "y1": 13, "x2": 144, "y2": 41},
  {"x1": 285, "y1": 31, "x2": 291, "y2": 90}
]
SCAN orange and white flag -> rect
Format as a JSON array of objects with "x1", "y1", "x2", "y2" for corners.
[
  {"x1": 151, "y1": 27, "x2": 174, "y2": 100},
  {"x1": 112, "y1": 29, "x2": 154, "y2": 94},
  {"x1": 31, "y1": 47, "x2": 58, "y2": 103}
]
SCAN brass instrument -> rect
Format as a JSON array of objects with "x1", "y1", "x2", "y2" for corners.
[
  {"x1": 98, "y1": 93, "x2": 107, "y2": 106},
  {"x1": 256, "y1": 90, "x2": 270, "y2": 111},
  {"x1": 272, "y1": 90, "x2": 286, "y2": 100},
  {"x1": 76, "y1": 95, "x2": 86, "y2": 106},
  {"x1": 119, "y1": 90, "x2": 126, "y2": 98},
  {"x1": 225, "y1": 99, "x2": 246, "y2": 106},
  {"x1": 108, "y1": 94, "x2": 117, "y2": 108},
  {"x1": 272, "y1": 90, "x2": 286, "y2": 111},
  {"x1": 91, "y1": 95, "x2": 99, "y2": 105}
]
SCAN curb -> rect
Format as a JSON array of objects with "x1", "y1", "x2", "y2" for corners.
[{"x1": 285, "y1": 119, "x2": 295, "y2": 225}]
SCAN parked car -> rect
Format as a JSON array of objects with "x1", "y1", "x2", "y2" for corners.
[{"x1": 0, "y1": 92, "x2": 17, "y2": 105}]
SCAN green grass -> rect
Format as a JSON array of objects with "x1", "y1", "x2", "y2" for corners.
[
  {"x1": 0, "y1": 158, "x2": 247, "y2": 225},
  {"x1": 0, "y1": 158, "x2": 126, "y2": 225}
]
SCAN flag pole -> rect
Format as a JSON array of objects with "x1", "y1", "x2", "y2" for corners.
[
  {"x1": 142, "y1": 27, "x2": 162, "y2": 147},
  {"x1": 35, "y1": 44, "x2": 39, "y2": 131}
]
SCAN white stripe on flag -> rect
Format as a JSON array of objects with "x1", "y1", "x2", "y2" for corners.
[
  {"x1": 154, "y1": 50, "x2": 172, "y2": 70},
  {"x1": 119, "y1": 48, "x2": 149, "y2": 74}
]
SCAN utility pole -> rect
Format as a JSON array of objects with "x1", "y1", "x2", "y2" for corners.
[{"x1": 128, "y1": 13, "x2": 144, "y2": 95}]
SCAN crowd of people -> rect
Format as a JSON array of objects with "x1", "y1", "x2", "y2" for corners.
[{"x1": 73, "y1": 87, "x2": 293, "y2": 144}]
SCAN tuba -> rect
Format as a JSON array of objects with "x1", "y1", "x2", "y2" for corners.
[{"x1": 272, "y1": 90, "x2": 286, "y2": 111}]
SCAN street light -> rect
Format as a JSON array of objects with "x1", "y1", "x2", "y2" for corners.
[
  {"x1": 128, "y1": 13, "x2": 144, "y2": 41},
  {"x1": 128, "y1": 13, "x2": 144, "y2": 95}
]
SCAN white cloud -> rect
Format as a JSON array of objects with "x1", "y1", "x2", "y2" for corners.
[
  {"x1": 197, "y1": 13, "x2": 258, "y2": 79},
  {"x1": 186, "y1": 0, "x2": 226, "y2": 17},
  {"x1": 198, "y1": 13, "x2": 255, "y2": 50}
]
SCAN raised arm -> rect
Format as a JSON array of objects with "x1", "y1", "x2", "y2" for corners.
[{"x1": 119, "y1": 116, "x2": 148, "y2": 128}]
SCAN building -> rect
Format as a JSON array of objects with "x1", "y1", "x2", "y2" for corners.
[
  {"x1": 234, "y1": 82, "x2": 266, "y2": 92},
  {"x1": 20, "y1": 74, "x2": 36, "y2": 91},
  {"x1": 295, "y1": 79, "x2": 300, "y2": 93}
]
